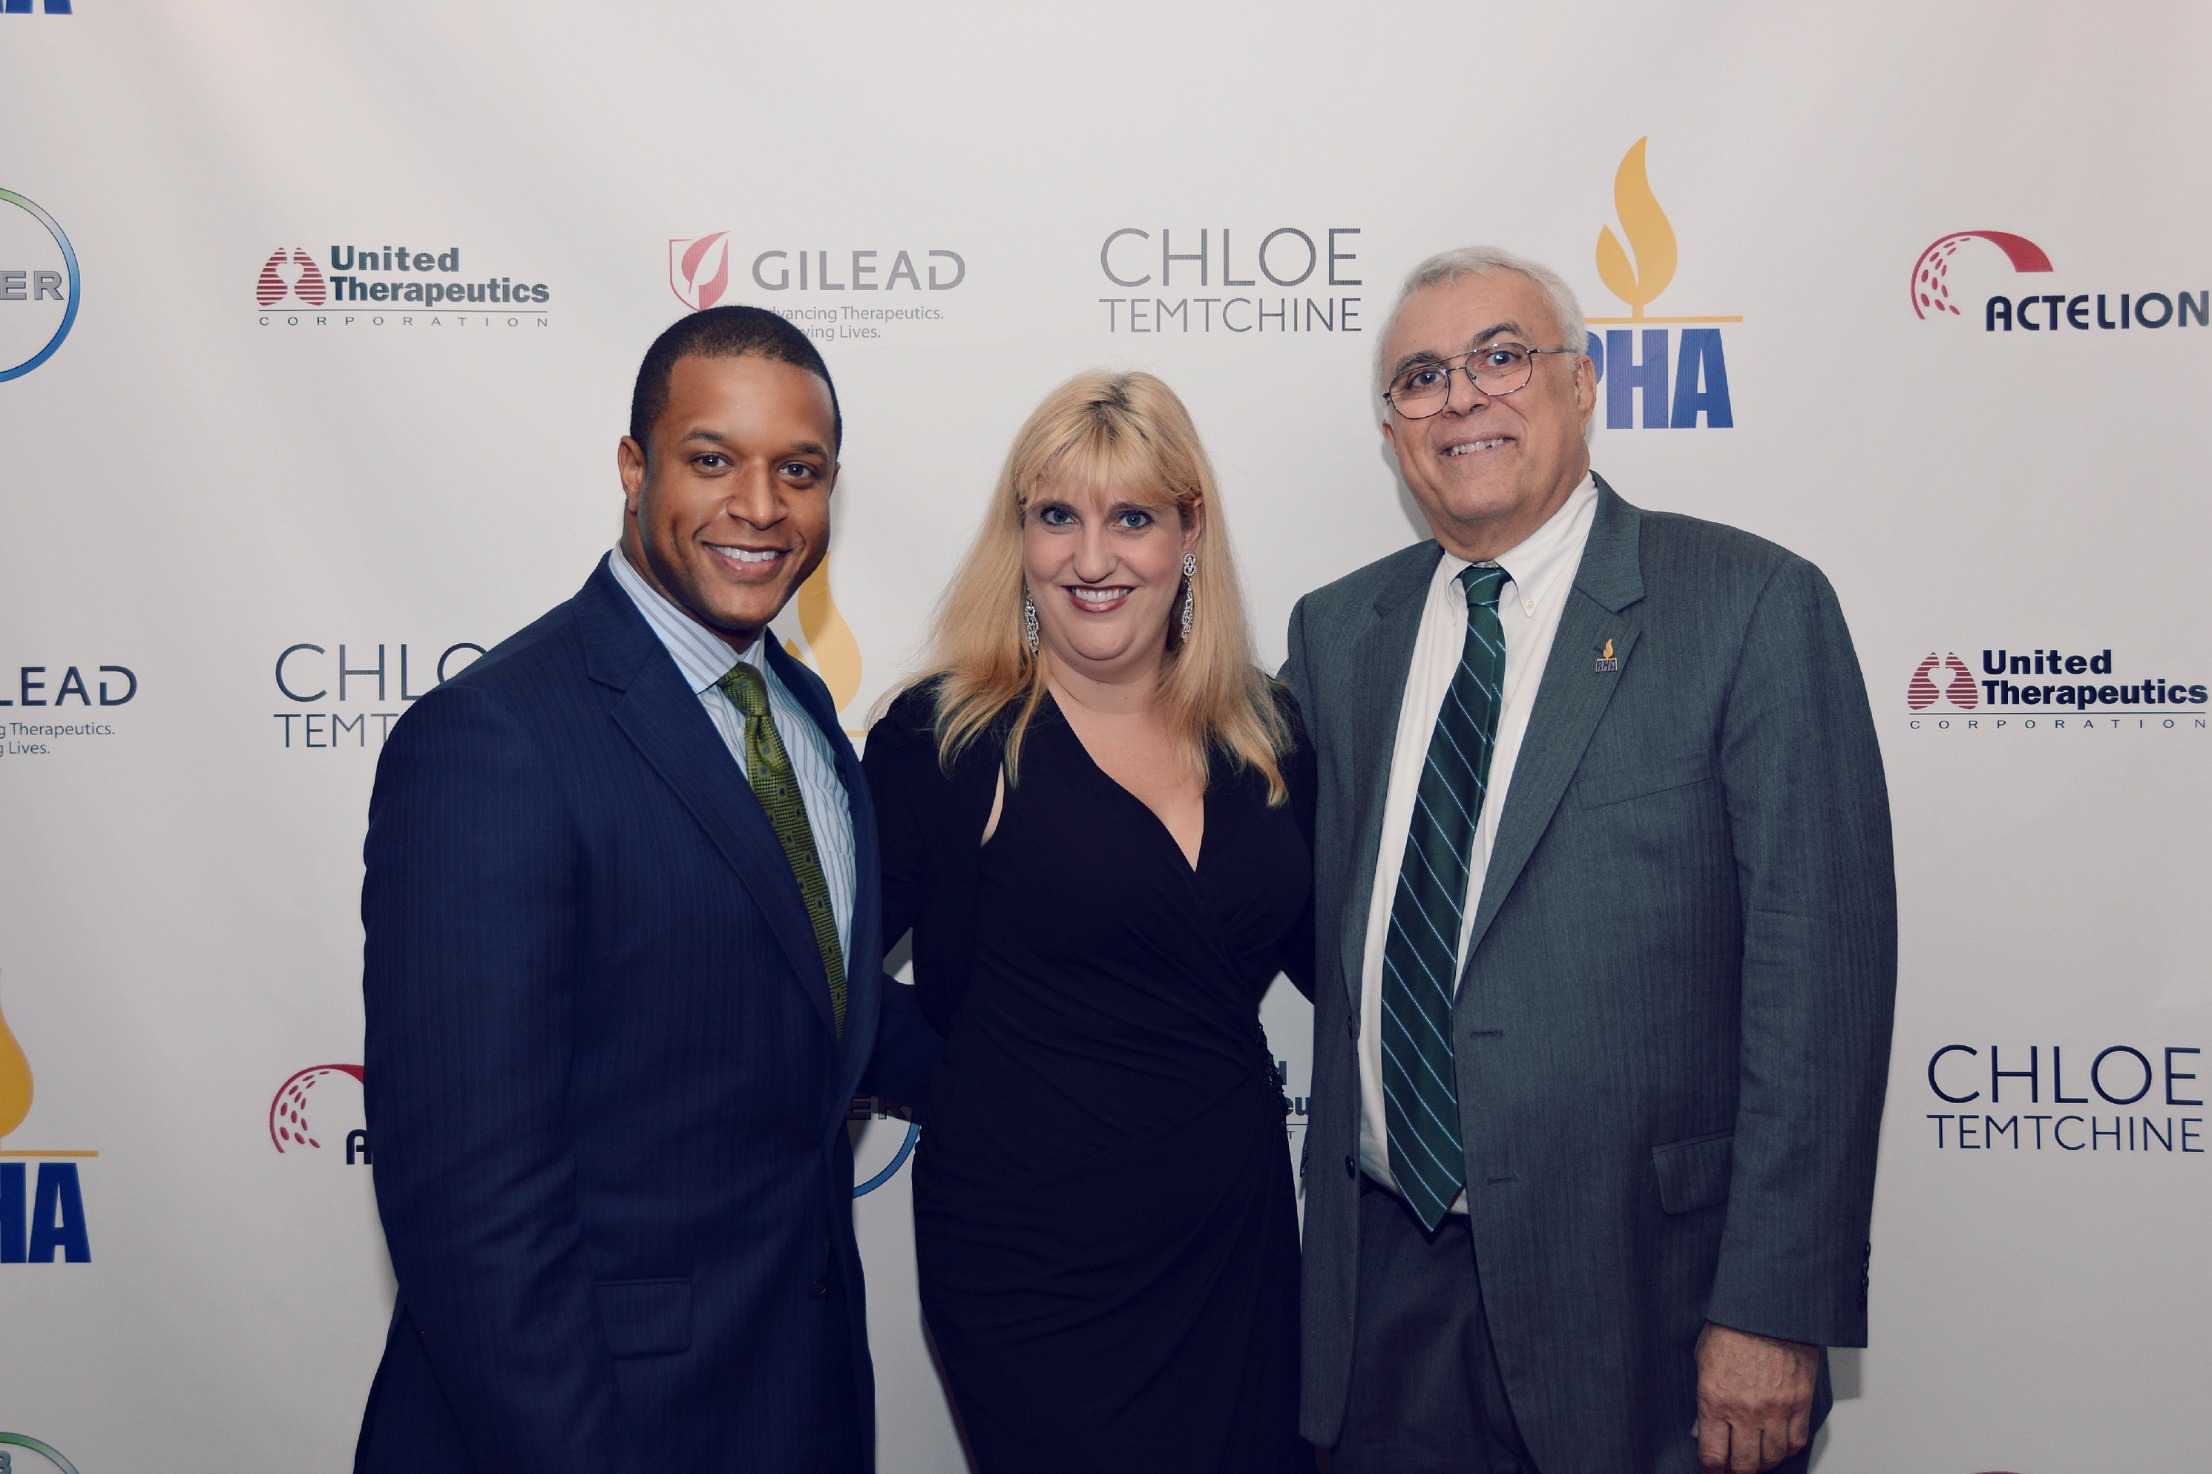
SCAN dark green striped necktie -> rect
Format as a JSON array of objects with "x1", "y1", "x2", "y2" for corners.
[
  {"x1": 1380, "y1": 563, "x2": 1510, "y2": 1230},
  {"x1": 717, "y1": 662, "x2": 846, "y2": 1037}
]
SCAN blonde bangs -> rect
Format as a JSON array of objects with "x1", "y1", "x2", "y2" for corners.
[{"x1": 896, "y1": 370, "x2": 1289, "y2": 802}]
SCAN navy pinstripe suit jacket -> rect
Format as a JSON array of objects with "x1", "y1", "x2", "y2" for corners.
[{"x1": 356, "y1": 561, "x2": 925, "y2": 1474}]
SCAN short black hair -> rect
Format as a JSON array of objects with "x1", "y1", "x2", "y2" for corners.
[{"x1": 628, "y1": 304, "x2": 842, "y2": 457}]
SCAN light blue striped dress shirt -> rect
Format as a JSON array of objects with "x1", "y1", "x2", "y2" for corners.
[{"x1": 606, "y1": 548, "x2": 856, "y2": 962}]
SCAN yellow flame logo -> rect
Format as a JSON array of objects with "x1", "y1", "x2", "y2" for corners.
[
  {"x1": 0, "y1": 973, "x2": 34, "y2": 1142},
  {"x1": 782, "y1": 555, "x2": 864, "y2": 716},
  {"x1": 1595, "y1": 138, "x2": 1678, "y2": 319}
]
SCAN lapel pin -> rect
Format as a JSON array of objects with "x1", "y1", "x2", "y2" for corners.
[{"x1": 1595, "y1": 638, "x2": 1620, "y2": 673}]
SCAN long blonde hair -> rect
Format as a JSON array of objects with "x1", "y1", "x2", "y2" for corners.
[{"x1": 914, "y1": 370, "x2": 1288, "y2": 802}]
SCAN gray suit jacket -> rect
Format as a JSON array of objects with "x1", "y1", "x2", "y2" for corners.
[{"x1": 1287, "y1": 478, "x2": 1896, "y2": 1474}]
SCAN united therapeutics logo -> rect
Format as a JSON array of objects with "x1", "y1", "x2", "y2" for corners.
[
  {"x1": 256, "y1": 241, "x2": 554, "y2": 330},
  {"x1": 1910, "y1": 230, "x2": 2207, "y2": 333},
  {"x1": 1582, "y1": 139, "x2": 1735, "y2": 429},
  {"x1": 669, "y1": 232, "x2": 965, "y2": 342},
  {"x1": 255, "y1": 248, "x2": 326, "y2": 308},
  {"x1": 1095, "y1": 223, "x2": 1363, "y2": 336},
  {"x1": 0, "y1": 970, "x2": 95, "y2": 1265},
  {"x1": 0, "y1": 1432, "x2": 84, "y2": 1474},
  {"x1": 1903, "y1": 646, "x2": 2208, "y2": 734},
  {"x1": 269, "y1": 1064, "x2": 368, "y2": 1165},
  {"x1": 0, "y1": 189, "x2": 80, "y2": 382}
]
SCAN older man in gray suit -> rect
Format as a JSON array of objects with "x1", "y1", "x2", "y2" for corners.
[{"x1": 1284, "y1": 246, "x2": 1896, "y2": 1474}]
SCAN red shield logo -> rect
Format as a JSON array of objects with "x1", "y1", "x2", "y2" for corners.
[{"x1": 669, "y1": 233, "x2": 731, "y2": 311}]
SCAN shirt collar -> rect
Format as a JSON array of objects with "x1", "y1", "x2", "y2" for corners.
[
  {"x1": 605, "y1": 547, "x2": 765, "y2": 695},
  {"x1": 1435, "y1": 471, "x2": 1598, "y2": 618}
]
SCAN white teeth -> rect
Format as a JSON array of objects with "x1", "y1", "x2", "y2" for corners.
[
  {"x1": 711, "y1": 546, "x2": 779, "y2": 564},
  {"x1": 1072, "y1": 587, "x2": 1128, "y2": 604},
  {"x1": 1445, "y1": 438, "x2": 1508, "y2": 457}
]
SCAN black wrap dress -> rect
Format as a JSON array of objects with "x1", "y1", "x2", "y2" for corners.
[{"x1": 864, "y1": 684, "x2": 1314, "y2": 1474}]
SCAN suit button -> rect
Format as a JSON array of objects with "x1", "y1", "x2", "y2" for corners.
[
  {"x1": 810, "y1": 1276, "x2": 829, "y2": 1299},
  {"x1": 1344, "y1": 1155, "x2": 1356, "y2": 1180}
]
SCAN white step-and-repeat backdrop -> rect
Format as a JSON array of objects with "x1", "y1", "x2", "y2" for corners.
[{"x1": 2, "y1": 4, "x2": 2206, "y2": 1470}]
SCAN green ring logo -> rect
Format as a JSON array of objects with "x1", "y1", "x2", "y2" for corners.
[
  {"x1": 0, "y1": 1431, "x2": 81, "y2": 1474},
  {"x1": 0, "y1": 189, "x2": 81, "y2": 382}
]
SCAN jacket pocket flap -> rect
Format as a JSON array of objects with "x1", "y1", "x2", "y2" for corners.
[
  {"x1": 595, "y1": 1277, "x2": 692, "y2": 1358},
  {"x1": 1652, "y1": 1130, "x2": 1733, "y2": 1215},
  {"x1": 1577, "y1": 751, "x2": 1713, "y2": 810}
]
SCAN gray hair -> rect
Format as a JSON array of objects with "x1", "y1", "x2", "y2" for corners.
[{"x1": 1373, "y1": 246, "x2": 1589, "y2": 403}]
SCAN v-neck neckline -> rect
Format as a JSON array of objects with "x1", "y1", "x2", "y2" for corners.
[{"x1": 1041, "y1": 691, "x2": 1207, "y2": 874}]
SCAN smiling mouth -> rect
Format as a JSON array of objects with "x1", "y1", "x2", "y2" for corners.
[
  {"x1": 707, "y1": 543, "x2": 788, "y2": 572},
  {"x1": 1443, "y1": 437, "x2": 1510, "y2": 458},
  {"x1": 1066, "y1": 585, "x2": 1133, "y2": 613}
]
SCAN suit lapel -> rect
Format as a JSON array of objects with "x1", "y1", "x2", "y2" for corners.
[
  {"x1": 1462, "y1": 477, "x2": 1646, "y2": 965},
  {"x1": 1335, "y1": 543, "x2": 1442, "y2": 1008},
  {"x1": 579, "y1": 566, "x2": 839, "y2": 1037}
]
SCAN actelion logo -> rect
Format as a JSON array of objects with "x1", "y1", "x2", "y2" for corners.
[
  {"x1": 269, "y1": 1063, "x2": 369, "y2": 1164},
  {"x1": 1910, "y1": 229, "x2": 2207, "y2": 333},
  {"x1": 1582, "y1": 139, "x2": 1735, "y2": 430},
  {"x1": 0, "y1": 188, "x2": 80, "y2": 383}
]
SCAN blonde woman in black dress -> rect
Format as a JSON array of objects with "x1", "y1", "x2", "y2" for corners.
[{"x1": 864, "y1": 371, "x2": 1313, "y2": 1474}]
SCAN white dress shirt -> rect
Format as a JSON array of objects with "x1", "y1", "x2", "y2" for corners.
[
  {"x1": 1357, "y1": 474, "x2": 1598, "y2": 1209},
  {"x1": 606, "y1": 547, "x2": 857, "y2": 960}
]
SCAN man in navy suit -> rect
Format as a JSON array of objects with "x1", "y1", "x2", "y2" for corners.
[{"x1": 356, "y1": 306, "x2": 931, "y2": 1474}]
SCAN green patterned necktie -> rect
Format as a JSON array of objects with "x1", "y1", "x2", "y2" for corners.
[
  {"x1": 1380, "y1": 563, "x2": 1510, "y2": 1230},
  {"x1": 716, "y1": 661, "x2": 846, "y2": 1037}
]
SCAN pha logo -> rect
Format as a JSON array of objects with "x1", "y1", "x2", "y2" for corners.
[
  {"x1": 0, "y1": 0, "x2": 73, "y2": 12},
  {"x1": 0, "y1": 188, "x2": 80, "y2": 382},
  {"x1": 0, "y1": 970, "x2": 94, "y2": 1265},
  {"x1": 1910, "y1": 230, "x2": 2207, "y2": 333},
  {"x1": 269, "y1": 1064, "x2": 369, "y2": 1165},
  {"x1": 1582, "y1": 139, "x2": 1735, "y2": 430}
]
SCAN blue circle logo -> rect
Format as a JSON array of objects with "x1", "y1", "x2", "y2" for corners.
[
  {"x1": 0, "y1": 1431, "x2": 82, "y2": 1474},
  {"x1": 0, "y1": 190, "x2": 81, "y2": 382}
]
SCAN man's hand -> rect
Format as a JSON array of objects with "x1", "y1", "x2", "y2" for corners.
[{"x1": 1692, "y1": 1322, "x2": 1818, "y2": 1473}]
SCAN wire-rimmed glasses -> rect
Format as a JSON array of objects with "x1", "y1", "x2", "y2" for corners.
[{"x1": 1382, "y1": 342, "x2": 1580, "y2": 418}]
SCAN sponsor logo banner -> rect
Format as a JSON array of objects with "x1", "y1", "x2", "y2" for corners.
[
  {"x1": 1582, "y1": 138, "x2": 1735, "y2": 430},
  {"x1": 256, "y1": 242, "x2": 554, "y2": 330},
  {"x1": 0, "y1": 189, "x2": 79, "y2": 382},
  {"x1": 1923, "y1": 1042, "x2": 2205, "y2": 1158},
  {"x1": 1094, "y1": 224, "x2": 1363, "y2": 337},
  {"x1": 669, "y1": 232, "x2": 965, "y2": 343},
  {"x1": 1911, "y1": 229, "x2": 2206, "y2": 333},
  {"x1": 0, "y1": 971, "x2": 94, "y2": 1265},
  {"x1": 1902, "y1": 647, "x2": 2208, "y2": 734}
]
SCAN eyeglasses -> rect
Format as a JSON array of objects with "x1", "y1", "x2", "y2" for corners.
[{"x1": 1382, "y1": 342, "x2": 1580, "y2": 418}]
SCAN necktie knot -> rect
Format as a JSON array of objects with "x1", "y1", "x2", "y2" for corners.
[
  {"x1": 1458, "y1": 563, "x2": 1511, "y2": 610},
  {"x1": 717, "y1": 661, "x2": 770, "y2": 719}
]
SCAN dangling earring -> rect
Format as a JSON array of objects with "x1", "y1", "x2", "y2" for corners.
[
  {"x1": 1022, "y1": 586, "x2": 1041, "y2": 656},
  {"x1": 1178, "y1": 551, "x2": 1197, "y2": 645}
]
